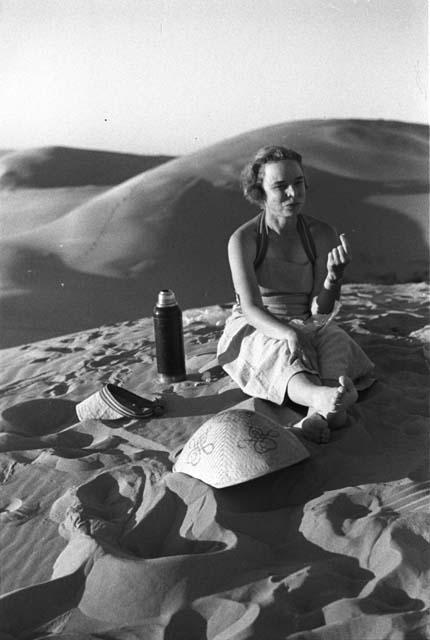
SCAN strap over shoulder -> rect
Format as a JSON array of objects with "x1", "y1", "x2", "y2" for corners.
[
  {"x1": 296, "y1": 214, "x2": 317, "y2": 264},
  {"x1": 253, "y1": 212, "x2": 316, "y2": 269},
  {"x1": 253, "y1": 211, "x2": 268, "y2": 269},
  {"x1": 237, "y1": 212, "x2": 317, "y2": 306}
]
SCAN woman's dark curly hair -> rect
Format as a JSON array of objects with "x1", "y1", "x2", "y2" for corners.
[{"x1": 241, "y1": 145, "x2": 305, "y2": 206}]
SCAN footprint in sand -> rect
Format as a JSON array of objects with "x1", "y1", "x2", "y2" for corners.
[
  {"x1": 45, "y1": 346, "x2": 85, "y2": 354},
  {"x1": 0, "y1": 497, "x2": 40, "y2": 523},
  {"x1": 85, "y1": 351, "x2": 140, "y2": 371},
  {"x1": 302, "y1": 479, "x2": 430, "y2": 554},
  {"x1": 46, "y1": 382, "x2": 69, "y2": 397},
  {"x1": 86, "y1": 331, "x2": 103, "y2": 340}
]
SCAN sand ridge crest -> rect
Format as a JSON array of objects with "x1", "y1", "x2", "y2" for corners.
[{"x1": 0, "y1": 119, "x2": 428, "y2": 348}]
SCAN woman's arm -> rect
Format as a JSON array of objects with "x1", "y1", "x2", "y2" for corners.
[
  {"x1": 228, "y1": 222, "x2": 324, "y2": 367},
  {"x1": 228, "y1": 226, "x2": 296, "y2": 340},
  {"x1": 311, "y1": 224, "x2": 351, "y2": 314}
]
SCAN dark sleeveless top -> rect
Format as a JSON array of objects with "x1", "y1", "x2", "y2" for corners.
[
  {"x1": 234, "y1": 212, "x2": 317, "y2": 318},
  {"x1": 254, "y1": 211, "x2": 316, "y2": 269}
]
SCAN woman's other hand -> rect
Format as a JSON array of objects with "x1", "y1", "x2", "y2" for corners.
[
  {"x1": 286, "y1": 328, "x2": 314, "y2": 368},
  {"x1": 326, "y1": 234, "x2": 351, "y2": 282}
]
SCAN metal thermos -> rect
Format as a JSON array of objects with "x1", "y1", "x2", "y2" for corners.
[{"x1": 153, "y1": 289, "x2": 186, "y2": 383}]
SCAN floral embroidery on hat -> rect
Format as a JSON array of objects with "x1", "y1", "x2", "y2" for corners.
[
  {"x1": 237, "y1": 425, "x2": 279, "y2": 454},
  {"x1": 186, "y1": 430, "x2": 215, "y2": 465}
]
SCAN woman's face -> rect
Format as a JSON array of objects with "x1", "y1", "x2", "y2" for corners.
[{"x1": 261, "y1": 159, "x2": 306, "y2": 216}]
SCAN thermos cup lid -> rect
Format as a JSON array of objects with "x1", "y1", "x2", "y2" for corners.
[{"x1": 157, "y1": 289, "x2": 177, "y2": 307}]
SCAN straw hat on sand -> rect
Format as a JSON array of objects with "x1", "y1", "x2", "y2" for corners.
[{"x1": 174, "y1": 409, "x2": 310, "y2": 488}]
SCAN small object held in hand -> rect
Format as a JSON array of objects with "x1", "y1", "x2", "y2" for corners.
[
  {"x1": 76, "y1": 384, "x2": 163, "y2": 421},
  {"x1": 153, "y1": 289, "x2": 186, "y2": 383},
  {"x1": 339, "y1": 233, "x2": 351, "y2": 255},
  {"x1": 326, "y1": 232, "x2": 352, "y2": 282}
]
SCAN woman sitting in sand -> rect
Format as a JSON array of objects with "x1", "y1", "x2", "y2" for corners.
[{"x1": 217, "y1": 146, "x2": 375, "y2": 444}]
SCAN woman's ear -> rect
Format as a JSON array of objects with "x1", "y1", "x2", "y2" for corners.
[
  {"x1": 257, "y1": 184, "x2": 266, "y2": 200},
  {"x1": 248, "y1": 184, "x2": 265, "y2": 203}
]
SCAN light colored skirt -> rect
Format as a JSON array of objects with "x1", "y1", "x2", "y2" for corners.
[{"x1": 217, "y1": 307, "x2": 375, "y2": 405}]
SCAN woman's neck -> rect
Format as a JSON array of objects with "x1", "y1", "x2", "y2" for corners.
[{"x1": 264, "y1": 207, "x2": 298, "y2": 235}]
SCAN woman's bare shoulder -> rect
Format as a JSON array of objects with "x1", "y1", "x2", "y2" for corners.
[
  {"x1": 229, "y1": 215, "x2": 260, "y2": 247},
  {"x1": 303, "y1": 214, "x2": 337, "y2": 243}
]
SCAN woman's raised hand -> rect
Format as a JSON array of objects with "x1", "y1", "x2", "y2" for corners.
[{"x1": 326, "y1": 233, "x2": 351, "y2": 281}]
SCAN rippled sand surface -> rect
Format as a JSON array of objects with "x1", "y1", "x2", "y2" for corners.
[{"x1": 0, "y1": 283, "x2": 428, "y2": 639}]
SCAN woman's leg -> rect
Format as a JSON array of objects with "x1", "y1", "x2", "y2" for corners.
[
  {"x1": 315, "y1": 323, "x2": 373, "y2": 385},
  {"x1": 287, "y1": 373, "x2": 358, "y2": 443},
  {"x1": 287, "y1": 372, "x2": 357, "y2": 415},
  {"x1": 296, "y1": 412, "x2": 331, "y2": 444}
]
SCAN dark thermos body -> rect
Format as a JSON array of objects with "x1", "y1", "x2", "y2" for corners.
[{"x1": 153, "y1": 289, "x2": 186, "y2": 383}]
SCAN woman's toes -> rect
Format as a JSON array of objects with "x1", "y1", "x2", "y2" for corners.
[
  {"x1": 335, "y1": 385, "x2": 346, "y2": 406},
  {"x1": 299, "y1": 413, "x2": 330, "y2": 444},
  {"x1": 339, "y1": 375, "x2": 354, "y2": 391},
  {"x1": 334, "y1": 376, "x2": 358, "y2": 411}
]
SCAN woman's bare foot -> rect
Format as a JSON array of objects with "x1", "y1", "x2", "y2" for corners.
[
  {"x1": 311, "y1": 376, "x2": 357, "y2": 421},
  {"x1": 297, "y1": 412, "x2": 330, "y2": 444},
  {"x1": 326, "y1": 376, "x2": 357, "y2": 426}
]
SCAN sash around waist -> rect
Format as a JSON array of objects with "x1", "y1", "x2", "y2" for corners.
[
  {"x1": 262, "y1": 292, "x2": 310, "y2": 320},
  {"x1": 233, "y1": 292, "x2": 311, "y2": 321},
  {"x1": 260, "y1": 292, "x2": 310, "y2": 306}
]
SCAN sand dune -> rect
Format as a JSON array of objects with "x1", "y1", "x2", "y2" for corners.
[
  {"x1": 0, "y1": 119, "x2": 428, "y2": 639},
  {"x1": 0, "y1": 119, "x2": 428, "y2": 348},
  {"x1": 0, "y1": 146, "x2": 174, "y2": 189},
  {"x1": 0, "y1": 283, "x2": 428, "y2": 639}
]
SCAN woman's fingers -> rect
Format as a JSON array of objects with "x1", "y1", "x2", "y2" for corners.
[
  {"x1": 302, "y1": 353, "x2": 312, "y2": 368},
  {"x1": 329, "y1": 243, "x2": 351, "y2": 266},
  {"x1": 287, "y1": 343, "x2": 299, "y2": 364},
  {"x1": 288, "y1": 351, "x2": 299, "y2": 365},
  {"x1": 327, "y1": 250, "x2": 336, "y2": 266},
  {"x1": 289, "y1": 346, "x2": 302, "y2": 365},
  {"x1": 337, "y1": 245, "x2": 348, "y2": 263},
  {"x1": 293, "y1": 346, "x2": 312, "y2": 368},
  {"x1": 287, "y1": 331, "x2": 313, "y2": 368},
  {"x1": 332, "y1": 247, "x2": 341, "y2": 263}
]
